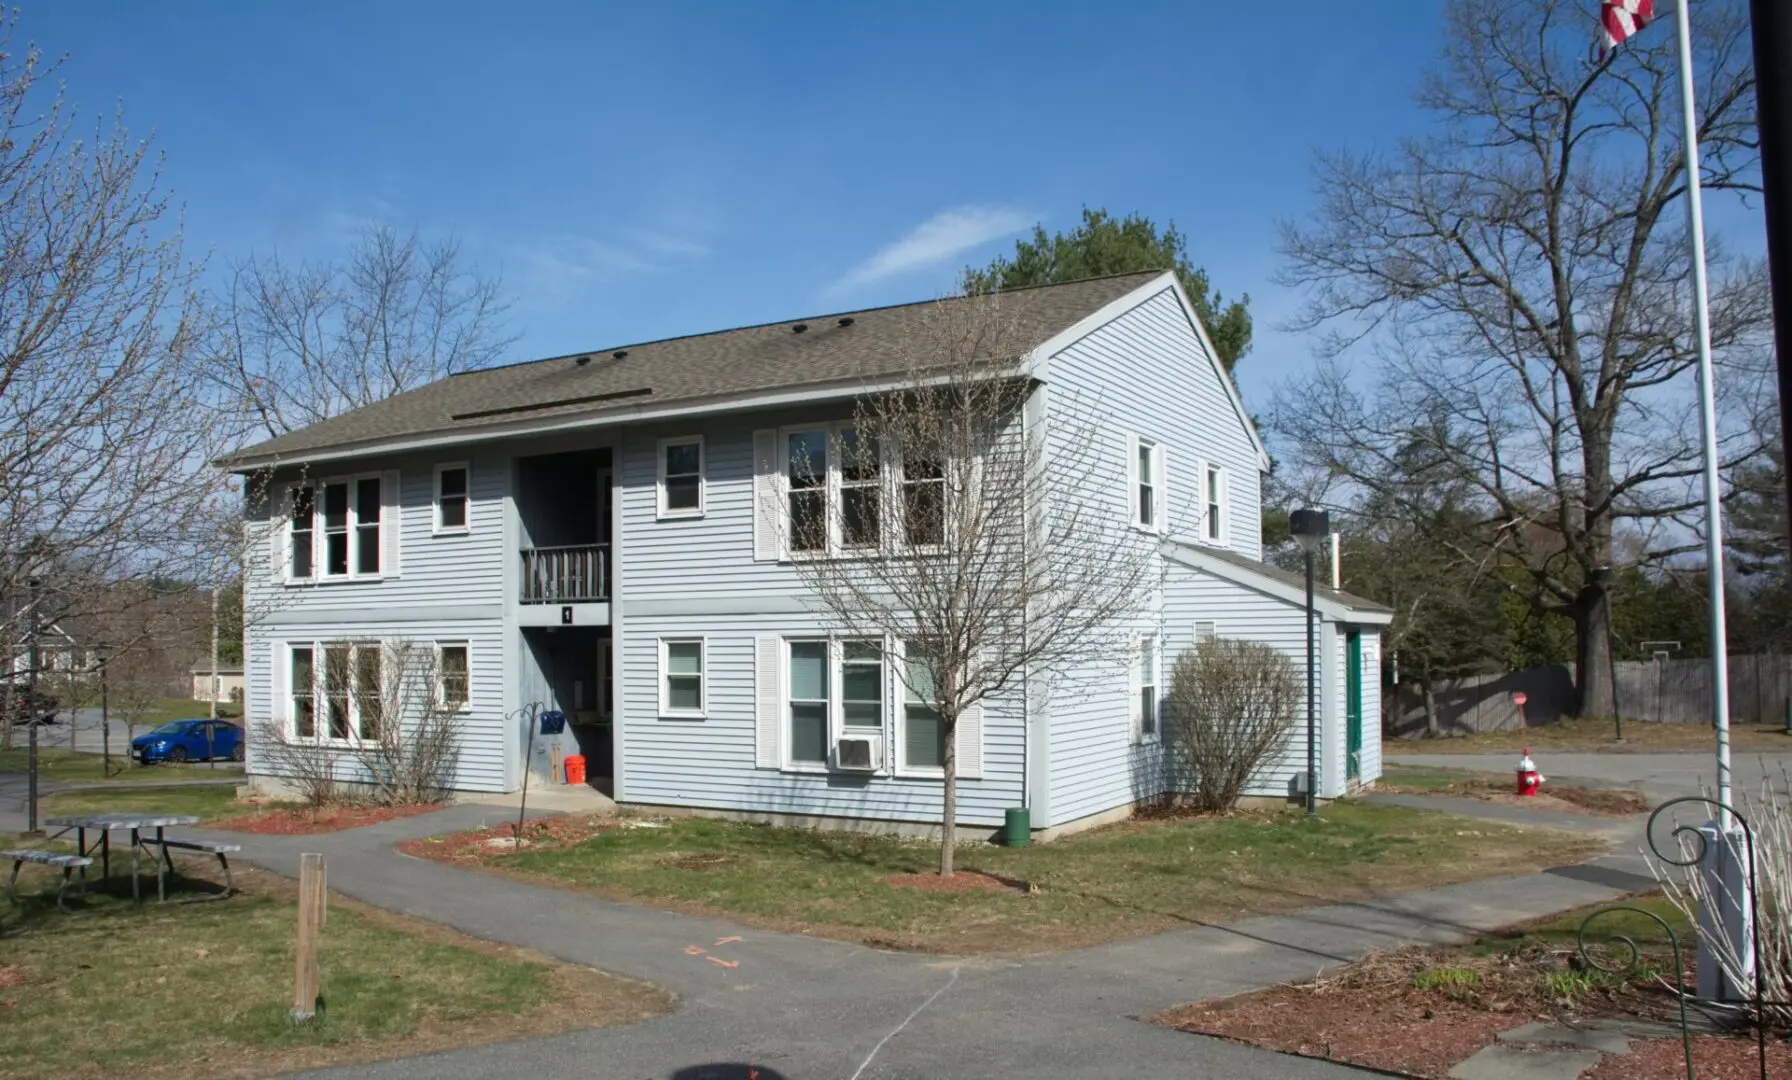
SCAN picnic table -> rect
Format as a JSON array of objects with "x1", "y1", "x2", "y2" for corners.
[{"x1": 44, "y1": 812, "x2": 201, "y2": 904}]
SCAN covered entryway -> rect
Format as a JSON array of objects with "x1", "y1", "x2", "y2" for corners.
[{"x1": 519, "y1": 625, "x2": 613, "y2": 793}]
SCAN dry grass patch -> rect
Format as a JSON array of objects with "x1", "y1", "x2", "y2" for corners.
[
  {"x1": 1400, "y1": 716, "x2": 1792, "y2": 755},
  {"x1": 406, "y1": 802, "x2": 1605, "y2": 954},
  {"x1": 0, "y1": 862, "x2": 669, "y2": 1080}
]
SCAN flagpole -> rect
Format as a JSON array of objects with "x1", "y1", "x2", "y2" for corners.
[{"x1": 1671, "y1": 0, "x2": 1734, "y2": 828}]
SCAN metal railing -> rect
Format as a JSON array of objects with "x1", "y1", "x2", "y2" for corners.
[{"x1": 520, "y1": 544, "x2": 608, "y2": 604}]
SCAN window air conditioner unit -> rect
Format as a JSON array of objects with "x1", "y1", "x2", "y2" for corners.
[{"x1": 834, "y1": 733, "x2": 882, "y2": 772}]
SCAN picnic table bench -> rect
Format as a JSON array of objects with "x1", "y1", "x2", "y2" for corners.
[
  {"x1": 1, "y1": 850, "x2": 93, "y2": 912},
  {"x1": 43, "y1": 812, "x2": 223, "y2": 904}
]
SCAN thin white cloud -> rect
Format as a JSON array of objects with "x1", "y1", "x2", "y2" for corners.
[{"x1": 837, "y1": 205, "x2": 1031, "y2": 292}]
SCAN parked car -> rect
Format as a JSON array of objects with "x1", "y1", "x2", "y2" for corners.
[
  {"x1": 1, "y1": 689, "x2": 59, "y2": 726},
  {"x1": 133, "y1": 719, "x2": 244, "y2": 764}
]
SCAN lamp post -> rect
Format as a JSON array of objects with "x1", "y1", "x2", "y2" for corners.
[
  {"x1": 1291, "y1": 508, "x2": 1331, "y2": 817},
  {"x1": 92, "y1": 645, "x2": 112, "y2": 778}
]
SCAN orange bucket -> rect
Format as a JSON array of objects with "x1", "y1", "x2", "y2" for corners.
[{"x1": 564, "y1": 755, "x2": 587, "y2": 786}]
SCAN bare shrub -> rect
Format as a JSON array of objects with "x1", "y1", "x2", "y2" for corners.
[
  {"x1": 1166, "y1": 639, "x2": 1298, "y2": 813},
  {"x1": 252, "y1": 639, "x2": 460, "y2": 808},
  {"x1": 346, "y1": 640, "x2": 462, "y2": 806},
  {"x1": 1650, "y1": 771, "x2": 1792, "y2": 1026},
  {"x1": 253, "y1": 719, "x2": 340, "y2": 808}
]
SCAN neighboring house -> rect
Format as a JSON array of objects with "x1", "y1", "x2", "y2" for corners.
[
  {"x1": 5, "y1": 623, "x2": 94, "y2": 687},
  {"x1": 191, "y1": 665, "x2": 246, "y2": 704},
  {"x1": 225, "y1": 271, "x2": 1390, "y2": 837}
]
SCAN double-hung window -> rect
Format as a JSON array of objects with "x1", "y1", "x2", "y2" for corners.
[
  {"x1": 288, "y1": 473, "x2": 385, "y2": 580},
  {"x1": 900, "y1": 445, "x2": 946, "y2": 547},
  {"x1": 1136, "y1": 634, "x2": 1160, "y2": 742},
  {"x1": 1135, "y1": 439, "x2": 1160, "y2": 530},
  {"x1": 292, "y1": 641, "x2": 381, "y2": 742},
  {"x1": 659, "y1": 638, "x2": 705, "y2": 718},
  {"x1": 787, "y1": 430, "x2": 830, "y2": 553},
  {"x1": 435, "y1": 464, "x2": 470, "y2": 532},
  {"x1": 841, "y1": 640, "x2": 884, "y2": 729},
  {"x1": 787, "y1": 641, "x2": 830, "y2": 765},
  {"x1": 839, "y1": 428, "x2": 881, "y2": 549},
  {"x1": 658, "y1": 437, "x2": 704, "y2": 518},
  {"x1": 289, "y1": 486, "x2": 316, "y2": 579},
  {"x1": 437, "y1": 643, "x2": 470, "y2": 711},
  {"x1": 1205, "y1": 464, "x2": 1227, "y2": 544},
  {"x1": 901, "y1": 645, "x2": 945, "y2": 772}
]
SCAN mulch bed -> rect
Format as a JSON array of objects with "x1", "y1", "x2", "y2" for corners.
[
  {"x1": 1584, "y1": 1035, "x2": 1792, "y2": 1079},
  {"x1": 396, "y1": 814, "x2": 623, "y2": 861},
  {"x1": 211, "y1": 802, "x2": 445, "y2": 835},
  {"x1": 1385, "y1": 777, "x2": 1650, "y2": 816},
  {"x1": 885, "y1": 871, "x2": 1021, "y2": 894},
  {"x1": 1155, "y1": 940, "x2": 1732, "y2": 1079}
]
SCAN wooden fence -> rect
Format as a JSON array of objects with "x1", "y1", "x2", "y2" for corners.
[{"x1": 1385, "y1": 654, "x2": 1792, "y2": 739}]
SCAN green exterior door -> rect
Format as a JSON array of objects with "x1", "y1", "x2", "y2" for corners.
[{"x1": 1346, "y1": 631, "x2": 1364, "y2": 782}]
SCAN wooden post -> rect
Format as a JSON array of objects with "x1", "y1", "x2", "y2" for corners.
[{"x1": 292, "y1": 853, "x2": 326, "y2": 1023}]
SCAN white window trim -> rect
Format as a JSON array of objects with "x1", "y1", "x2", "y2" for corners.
[
  {"x1": 288, "y1": 639, "x2": 383, "y2": 747},
  {"x1": 779, "y1": 636, "x2": 893, "y2": 773},
  {"x1": 435, "y1": 640, "x2": 472, "y2": 713},
  {"x1": 656, "y1": 436, "x2": 706, "y2": 520},
  {"x1": 1204, "y1": 462, "x2": 1230, "y2": 547},
  {"x1": 286, "y1": 472, "x2": 388, "y2": 584},
  {"x1": 1132, "y1": 437, "x2": 1164, "y2": 535},
  {"x1": 777, "y1": 422, "x2": 948, "y2": 559},
  {"x1": 284, "y1": 484, "x2": 317, "y2": 585},
  {"x1": 1135, "y1": 633, "x2": 1162, "y2": 745},
  {"x1": 894, "y1": 439, "x2": 948, "y2": 555},
  {"x1": 894, "y1": 638, "x2": 946, "y2": 779},
  {"x1": 657, "y1": 636, "x2": 707, "y2": 720},
  {"x1": 433, "y1": 462, "x2": 471, "y2": 535}
]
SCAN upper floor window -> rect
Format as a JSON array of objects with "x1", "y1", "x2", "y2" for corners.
[
  {"x1": 287, "y1": 473, "x2": 385, "y2": 581},
  {"x1": 1131, "y1": 437, "x2": 1163, "y2": 533},
  {"x1": 787, "y1": 429, "x2": 830, "y2": 552},
  {"x1": 658, "y1": 437, "x2": 705, "y2": 519},
  {"x1": 435, "y1": 464, "x2": 469, "y2": 533},
  {"x1": 1205, "y1": 464, "x2": 1227, "y2": 544},
  {"x1": 900, "y1": 445, "x2": 945, "y2": 547},
  {"x1": 839, "y1": 428, "x2": 881, "y2": 549}
]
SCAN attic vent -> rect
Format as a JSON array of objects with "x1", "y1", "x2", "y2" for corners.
[
  {"x1": 791, "y1": 323, "x2": 808, "y2": 334},
  {"x1": 613, "y1": 349, "x2": 628, "y2": 359},
  {"x1": 837, "y1": 317, "x2": 855, "y2": 327}
]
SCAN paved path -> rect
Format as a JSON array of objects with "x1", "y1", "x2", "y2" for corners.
[
  {"x1": 1385, "y1": 749, "x2": 1792, "y2": 807},
  {"x1": 146, "y1": 800, "x2": 1655, "y2": 1080}
]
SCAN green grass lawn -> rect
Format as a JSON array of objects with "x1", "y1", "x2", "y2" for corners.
[
  {"x1": 0, "y1": 864, "x2": 669, "y2": 1079},
  {"x1": 0, "y1": 745, "x2": 244, "y2": 784},
  {"x1": 445, "y1": 802, "x2": 1606, "y2": 953},
  {"x1": 40, "y1": 783, "x2": 247, "y2": 822}
]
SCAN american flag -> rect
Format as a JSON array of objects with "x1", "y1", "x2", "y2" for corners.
[{"x1": 1600, "y1": 0, "x2": 1655, "y2": 53}]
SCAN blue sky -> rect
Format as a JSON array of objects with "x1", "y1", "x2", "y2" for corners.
[{"x1": 23, "y1": 3, "x2": 1462, "y2": 405}]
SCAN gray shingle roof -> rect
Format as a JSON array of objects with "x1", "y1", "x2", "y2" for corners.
[{"x1": 226, "y1": 271, "x2": 1169, "y2": 467}]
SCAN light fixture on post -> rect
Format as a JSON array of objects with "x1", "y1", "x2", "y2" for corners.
[{"x1": 1290, "y1": 508, "x2": 1331, "y2": 817}]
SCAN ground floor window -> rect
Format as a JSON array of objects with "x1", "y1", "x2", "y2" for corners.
[
  {"x1": 901, "y1": 645, "x2": 944, "y2": 772},
  {"x1": 290, "y1": 640, "x2": 381, "y2": 742}
]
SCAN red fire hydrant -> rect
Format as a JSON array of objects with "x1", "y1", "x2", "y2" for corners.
[{"x1": 1516, "y1": 748, "x2": 1544, "y2": 797}]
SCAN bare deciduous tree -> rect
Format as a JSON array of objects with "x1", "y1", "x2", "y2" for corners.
[
  {"x1": 215, "y1": 222, "x2": 514, "y2": 441},
  {"x1": 0, "y1": 21, "x2": 225, "y2": 673},
  {"x1": 1165, "y1": 639, "x2": 1299, "y2": 813},
  {"x1": 1274, "y1": 0, "x2": 1770, "y2": 718},
  {"x1": 780, "y1": 299, "x2": 1154, "y2": 875}
]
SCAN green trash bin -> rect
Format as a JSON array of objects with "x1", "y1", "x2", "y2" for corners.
[{"x1": 1004, "y1": 807, "x2": 1031, "y2": 847}]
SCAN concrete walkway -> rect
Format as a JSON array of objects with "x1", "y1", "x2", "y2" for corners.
[{"x1": 136, "y1": 796, "x2": 1655, "y2": 1080}]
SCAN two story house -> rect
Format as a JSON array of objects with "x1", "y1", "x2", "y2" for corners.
[{"x1": 227, "y1": 270, "x2": 1390, "y2": 839}]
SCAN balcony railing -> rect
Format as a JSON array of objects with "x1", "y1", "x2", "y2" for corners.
[{"x1": 520, "y1": 544, "x2": 609, "y2": 604}]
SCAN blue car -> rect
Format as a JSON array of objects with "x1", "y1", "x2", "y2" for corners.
[{"x1": 133, "y1": 719, "x2": 244, "y2": 764}]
